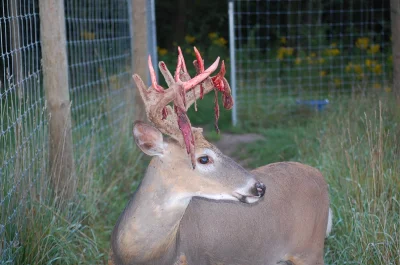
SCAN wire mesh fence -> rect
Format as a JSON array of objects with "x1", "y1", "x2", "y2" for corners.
[
  {"x1": 0, "y1": 0, "x2": 46, "y2": 261},
  {"x1": 65, "y1": 0, "x2": 133, "y2": 169},
  {"x1": 0, "y1": 0, "x2": 157, "y2": 262},
  {"x1": 229, "y1": 0, "x2": 392, "y2": 126}
]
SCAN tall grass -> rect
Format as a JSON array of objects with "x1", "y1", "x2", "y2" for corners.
[
  {"x1": 297, "y1": 95, "x2": 400, "y2": 264},
  {"x1": 8, "y1": 135, "x2": 143, "y2": 265}
]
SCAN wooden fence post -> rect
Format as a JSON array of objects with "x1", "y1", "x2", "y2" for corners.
[
  {"x1": 39, "y1": 0, "x2": 76, "y2": 200},
  {"x1": 10, "y1": 0, "x2": 23, "y2": 99},
  {"x1": 132, "y1": 0, "x2": 149, "y2": 120},
  {"x1": 391, "y1": 0, "x2": 400, "y2": 97}
]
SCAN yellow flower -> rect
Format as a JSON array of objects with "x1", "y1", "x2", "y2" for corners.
[
  {"x1": 365, "y1": 59, "x2": 372, "y2": 67},
  {"x1": 345, "y1": 62, "x2": 353, "y2": 72},
  {"x1": 81, "y1": 30, "x2": 95, "y2": 40},
  {"x1": 318, "y1": 58, "x2": 325, "y2": 64},
  {"x1": 372, "y1": 64, "x2": 382, "y2": 75},
  {"x1": 334, "y1": 78, "x2": 342, "y2": 86},
  {"x1": 158, "y1": 48, "x2": 168, "y2": 56},
  {"x1": 285, "y1": 47, "x2": 294, "y2": 56},
  {"x1": 280, "y1": 37, "x2": 287, "y2": 44},
  {"x1": 368, "y1": 44, "x2": 380, "y2": 54},
  {"x1": 185, "y1": 35, "x2": 196, "y2": 44},
  {"x1": 346, "y1": 63, "x2": 364, "y2": 78},
  {"x1": 277, "y1": 47, "x2": 285, "y2": 60},
  {"x1": 353, "y1": 64, "x2": 363, "y2": 74},
  {"x1": 295, "y1": 57, "x2": 302, "y2": 65},
  {"x1": 218, "y1": 37, "x2": 227, "y2": 46},
  {"x1": 277, "y1": 47, "x2": 294, "y2": 60},
  {"x1": 325, "y1": 48, "x2": 340, "y2": 56},
  {"x1": 319, "y1": 70, "x2": 327, "y2": 77},
  {"x1": 185, "y1": 48, "x2": 191, "y2": 54},
  {"x1": 373, "y1": 83, "x2": 381, "y2": 89},
  {"x1": 385, "y1": 87, "x2": 392, "y2": 93},
  {"x1": 311, "y1": 52, "x2": 317, "y2": 57},
  {"x1": 332, "y1": 48, "x2": 340, "y2": 56},
  {"x1": 213, "y1": 37, "x2": 227, "y2": 47},
  {"x1": 208, "y1": 32, "x2": 218, "y2": 40},
  {"x1": 330, "y1": 42, "x2": 337, "y2": 48},
  {"x1": 356, "y1": 37, "x2": 369, "y2": 49}
]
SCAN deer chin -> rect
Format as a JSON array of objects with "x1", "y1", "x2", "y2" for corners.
[
  {"x1": 193, "y1": 192, "x2": 261, "y2": 204},
  {"x1": 193, "y1": 193, "x2": 238, "y2": 202},
  {"x1": 233, "y1": 193, "x2": 263, "y2": 204}
]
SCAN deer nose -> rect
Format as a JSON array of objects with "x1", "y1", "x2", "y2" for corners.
[{"x1": 255, "y1": 182, "x2": 266, "y2": 197}]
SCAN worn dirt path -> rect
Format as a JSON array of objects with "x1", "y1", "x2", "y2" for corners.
[{"x1": 213, "y1": 133, "x2": 264, "y2": 168}]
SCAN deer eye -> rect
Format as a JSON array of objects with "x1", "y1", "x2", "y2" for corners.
[{"x1": 198, "y1": 155, "x2": 211, "y2": 165}]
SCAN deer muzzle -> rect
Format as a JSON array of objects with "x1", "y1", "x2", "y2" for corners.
[{"x1": 234, "y1": 180, "x2": 266, "y2": 204}]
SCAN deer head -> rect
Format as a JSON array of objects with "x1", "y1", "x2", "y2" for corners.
[
  {"x1": 132, "y1": 47, "x2": 265, "y2": 203},
  {"x1": 133, "y1": 47, "x2": 233, "y2": 168}
]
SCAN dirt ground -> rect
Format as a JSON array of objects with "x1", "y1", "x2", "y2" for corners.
[{"x1": 214, "y1": 133, "x2": 264, "y2": 168}]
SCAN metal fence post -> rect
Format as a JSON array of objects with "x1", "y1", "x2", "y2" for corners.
[
  {"x1": 229, "y1": 0, "x2": 238, "y2": 126},
  {"x1": 40, "y1": 0, "x2": 76, "y2": 200},
  {"x1": 391, "y1": 0, "x2": 400, "y2": 97},
  {"x1": 147, "y1": 0, "x2": 158, "y2": 81},
  {"x1": 132, "y1": 0, "x2": 149, "y2": 121}
]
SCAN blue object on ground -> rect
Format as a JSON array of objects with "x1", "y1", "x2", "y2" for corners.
[{"x1": 295, "y1": 99, "x2": 329, "y2": 111}]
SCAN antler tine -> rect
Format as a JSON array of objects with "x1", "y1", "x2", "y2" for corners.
[
  {"x1": 174, "y1": 55, "x2": 183, "y2": 82},
  {"x1": 132, "y1": 73, "x2": 150, "y2": 102},
  {"x1": 148, "y1": 55, "x2": 164, "y2": 93},
  {"x1": 159, "y1": 61, "x2": 175, "y2": 86},
  {"x1": 178, "y1": 46, "x2": 188, "y2": 73},
  {"x1": 194, "y1": 47, "x2": 204, "y2": 73}
]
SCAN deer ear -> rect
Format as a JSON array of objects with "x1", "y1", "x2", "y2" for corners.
[{"x1": 133, "y1": 121, "x2": 164, "y2": 156}]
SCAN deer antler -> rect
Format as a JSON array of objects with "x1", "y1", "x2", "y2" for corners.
[{"x1": 133, "y1": 47, "x2": 234, "y2": 168}]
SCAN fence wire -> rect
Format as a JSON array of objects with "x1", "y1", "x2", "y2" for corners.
[
  {"x1": 65, "y1": 0, "x2": 133, "y2": 169},
  {"x1": 0, "y1": 0, "x2": 46, "y2": 262},
  {"x1": 230, "y1": 0, "x2": 392, "y2": 125},
  {"x1": 0, "y1": 0, "x2": 144, "y2": 262}
]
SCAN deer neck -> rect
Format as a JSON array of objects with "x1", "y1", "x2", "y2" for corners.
[{"x1": 112, "y1": 157, "x2": 190, "y2": 264}]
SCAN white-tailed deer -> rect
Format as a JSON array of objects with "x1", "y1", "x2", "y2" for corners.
[{"x1": 109, "y1": 48, "x2": 332, "y2": 265}]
